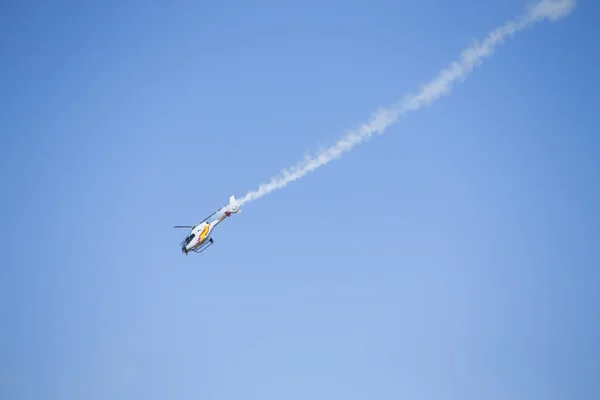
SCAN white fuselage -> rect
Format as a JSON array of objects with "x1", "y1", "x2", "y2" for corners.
[{"x1": 182, "y1": 217, "x2": 221, "y2": 253}]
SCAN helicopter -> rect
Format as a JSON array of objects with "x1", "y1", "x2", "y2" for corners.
[{"x1": 175, "y1": 195, "x2": 241, "y2": 254}]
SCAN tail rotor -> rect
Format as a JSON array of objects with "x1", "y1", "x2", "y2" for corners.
[{"x1": 229, "y1": 195, "x2": 241, "y2": 213}]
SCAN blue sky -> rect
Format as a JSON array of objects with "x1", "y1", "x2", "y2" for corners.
[{"x1": 1, "y1": 0, "x2": 598, "y2": 399}]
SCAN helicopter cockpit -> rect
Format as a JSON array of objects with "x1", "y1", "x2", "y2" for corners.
[{"x1": 182, "y1": 233, "x2": 195, "y2": 252}]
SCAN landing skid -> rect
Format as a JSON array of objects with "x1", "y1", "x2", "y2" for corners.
[{"x1": 193, "y1": 238, "x2": 214, "y2": 254}]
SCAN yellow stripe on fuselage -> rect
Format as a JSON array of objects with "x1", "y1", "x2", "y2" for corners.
[{"x1": 199, "y1": 224, "x2": 210, "y2": 242}]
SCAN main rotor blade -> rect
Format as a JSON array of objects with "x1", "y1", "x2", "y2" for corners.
[
  {"x1": 199, "y1": 206, "x2": 224, "y2": 224},
  {"x1": 176, "y1": 204, "x2": 226, "y2": 229}
]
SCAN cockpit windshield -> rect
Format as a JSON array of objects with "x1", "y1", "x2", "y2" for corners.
[{"x1": 183, "y1": 233, "x2": 195, "y2": 246}]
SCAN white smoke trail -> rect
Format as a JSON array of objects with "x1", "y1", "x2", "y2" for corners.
[{"x1": 237, "y1": 0, "x2": 576, "y2": 206}]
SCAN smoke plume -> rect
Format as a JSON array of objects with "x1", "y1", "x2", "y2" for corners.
[{"x1": 238, "y1": 0, "x2": 576, "y2": 206}]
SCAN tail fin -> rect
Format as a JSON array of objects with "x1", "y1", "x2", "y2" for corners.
[{"x1": 229, "y1": 195, "x2": 241, "y2": 213}]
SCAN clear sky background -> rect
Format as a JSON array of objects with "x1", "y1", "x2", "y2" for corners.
[{"x1": 1, "y1": 1, "x2": 598, "y2": 399}]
